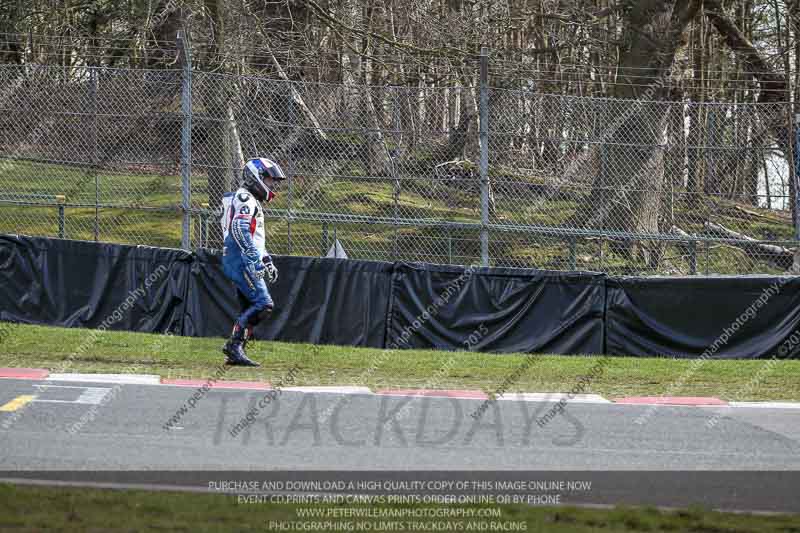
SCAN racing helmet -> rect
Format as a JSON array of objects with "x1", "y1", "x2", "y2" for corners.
[{"x1": 242, "y1": 157, "x2": 286, "y2": 202}]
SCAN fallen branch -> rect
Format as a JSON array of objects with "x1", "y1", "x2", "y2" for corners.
[
  {"x1": 702, "y1": 221, "x2": 795, "y2": 270},
  {"x1": 715, "y1": 203, "x2": 791, "y2": 223},
  {"x1": 671, "y1": 225, "x2": 693, "y2": 239}
]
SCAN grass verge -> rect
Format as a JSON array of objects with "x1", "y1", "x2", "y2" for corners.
[
  {"x1": 2, "y1": 322, "x2": 799, "y2": 401},
  {"x1": 0, "y1": 483, "x2": 798, "y2": 533}
]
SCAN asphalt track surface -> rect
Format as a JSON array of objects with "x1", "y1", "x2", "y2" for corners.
[{"x1": 1, "y1": 378, "x2": 800, "y2": 512}]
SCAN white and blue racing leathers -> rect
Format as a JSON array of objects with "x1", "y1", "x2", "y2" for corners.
[{"x1": 220, "y1": 188, "x2": 273, "y2": 329}]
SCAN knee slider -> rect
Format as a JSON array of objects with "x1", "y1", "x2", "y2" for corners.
[
  {"x1": 258, "y1": 305, "x2": 273, "y2": 322},
  {"x1": 247, "y1": 304, "x2": 273, "y2": 326}
]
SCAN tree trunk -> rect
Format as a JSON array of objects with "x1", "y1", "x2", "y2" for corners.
[
  {"x1": 744, "y1": 124, "x2": 762, "y2": 207},
  {"x1": 576, "y1": 0, "x2": 699, "y2": 265},
  {"x1": 704, "y1": 105, "x2": 722, "y2": 196},
  {"x1": 704, "y1": 0, "x2": 791, "y2": 218},
  {"x1": 664, "y1": 93, "x2": 684, "y2": 229},
  {"x1": 359, "y1": 1, "x2": 389, "y2": 177},
  {"x1": 443, "y1": 98, "x2": 475, "y2": 161},
  {"x1": 202, "y1": 0, "x2": 229, "y2": 249},
  {"x1": 145, "y1": 0, "x2": 182, "y2": 68},
  {"x1": 686, "y1": 16, "x2": 705, "y2": 207}
]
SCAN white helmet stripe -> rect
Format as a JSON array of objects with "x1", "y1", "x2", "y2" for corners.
[{"x1": 246, "y1": 160, "x2": 260, "y2": 176}]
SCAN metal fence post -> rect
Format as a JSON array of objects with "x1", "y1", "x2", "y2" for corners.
[
  {"x1": 333, "y1": 225, "x2": 338, "y2": 258},
  {"x1": 479, "y1": 47, "x2": 490, "y2": 267},
  {"x1": 287, "y1": 83, "x2": 295, "y2": 255},
  {"x1": 200, "y1": 202, "x2": 209, "y2": 248},
  {"x1": 178, "y1": 31, "x2": 192, "y2": 250},
  {"x1": 794, "y1": 112, "x2": 800, "y2": 241},
  {"x1": 390, "y1": 149, "x2": 400, "y2": 260},
  {"x1": 568, "y1": 237, "x2": 577, "y2": 270},
  {"x1": 598, "y1": 239, "x2": 604, "y2": 272},
  {"x1": 56, "y1": 195, "x2": 66, "y2": 238},
  {"x1": 389, "y1": 90, "x2": 403, "y2": 261},
  {"x1": 448, "y1": 227, "x2": 453, "y2": 264},
  {"x1": 89, "y1": 67, "x2": 99, "y2": 241}
]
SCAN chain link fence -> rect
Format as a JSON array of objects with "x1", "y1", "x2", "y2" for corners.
[
  {"x1": 1, "y1": 61, "x2": 798, "y2": 275},
  {"x1": 0, "y1": 64, "x2": 183, "y2": 247}
]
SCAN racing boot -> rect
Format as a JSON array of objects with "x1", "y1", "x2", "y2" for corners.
[
  {"x1": 242, "y1": 326, "x2": 254, "y2": 351},
  {"x1": 223, "y1": 324, "x2": 260, "y2": 367}
]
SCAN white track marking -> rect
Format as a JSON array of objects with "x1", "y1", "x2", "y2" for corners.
[
  {"x1": 47, "y1": 373, "x2": 160, "y2": 385},
  {"x1": 729, "y1": 402, "x2": 800, "y2": 409},
  {"x1": 282, "y1": 386, "x2": 373, "y2": 394},
  {"x1": 13, "y1": 370, "x2": 800, "y2": 409},
  {"x1": 32, "y1": 387, "x2": 112, "y2": 405},
  {"x1": 496, "y1": 392, "x2": 611, "y2": 403}
]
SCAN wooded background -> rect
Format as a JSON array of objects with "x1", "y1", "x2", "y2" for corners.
[
  {"x1": 2, "y1": 1, "x2": 797, "y2": 103},
  {"x1": 1, "y1": 0, "x2": 799, "y2": 274}
]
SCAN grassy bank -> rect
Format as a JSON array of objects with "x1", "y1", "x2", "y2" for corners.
[
  {"x1": 2, "y1": 322, "x2": 798, "y2": 400},
  {"x1": 0, "y1": 158, "x2": 794, "y2": 274}
]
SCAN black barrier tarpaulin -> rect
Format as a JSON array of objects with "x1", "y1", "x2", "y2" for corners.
[
  {"x1": 0, "y1": 235, "x2": 190, "y2": 334},
  {"x1": 386, "y1": 263, "x2": 605, "y2": 354},
  {"x1": 183, "y1": 251, "x2": 392, "y2": 348},
  {"x1": 606, "y1": 275, "x2": 800, "y2": 359}
]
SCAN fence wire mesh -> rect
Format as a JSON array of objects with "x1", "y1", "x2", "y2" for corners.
[
  {"x1": 0, "y1": 64, "x2": 182, "y2": 247},
  {"x1": 0, "y1": 62, "x2": 797, "y2": 275}
]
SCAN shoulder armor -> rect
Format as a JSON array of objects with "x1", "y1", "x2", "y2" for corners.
[{"x1": 233, "y1": 188, "x2": 259, "y2": 211}]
